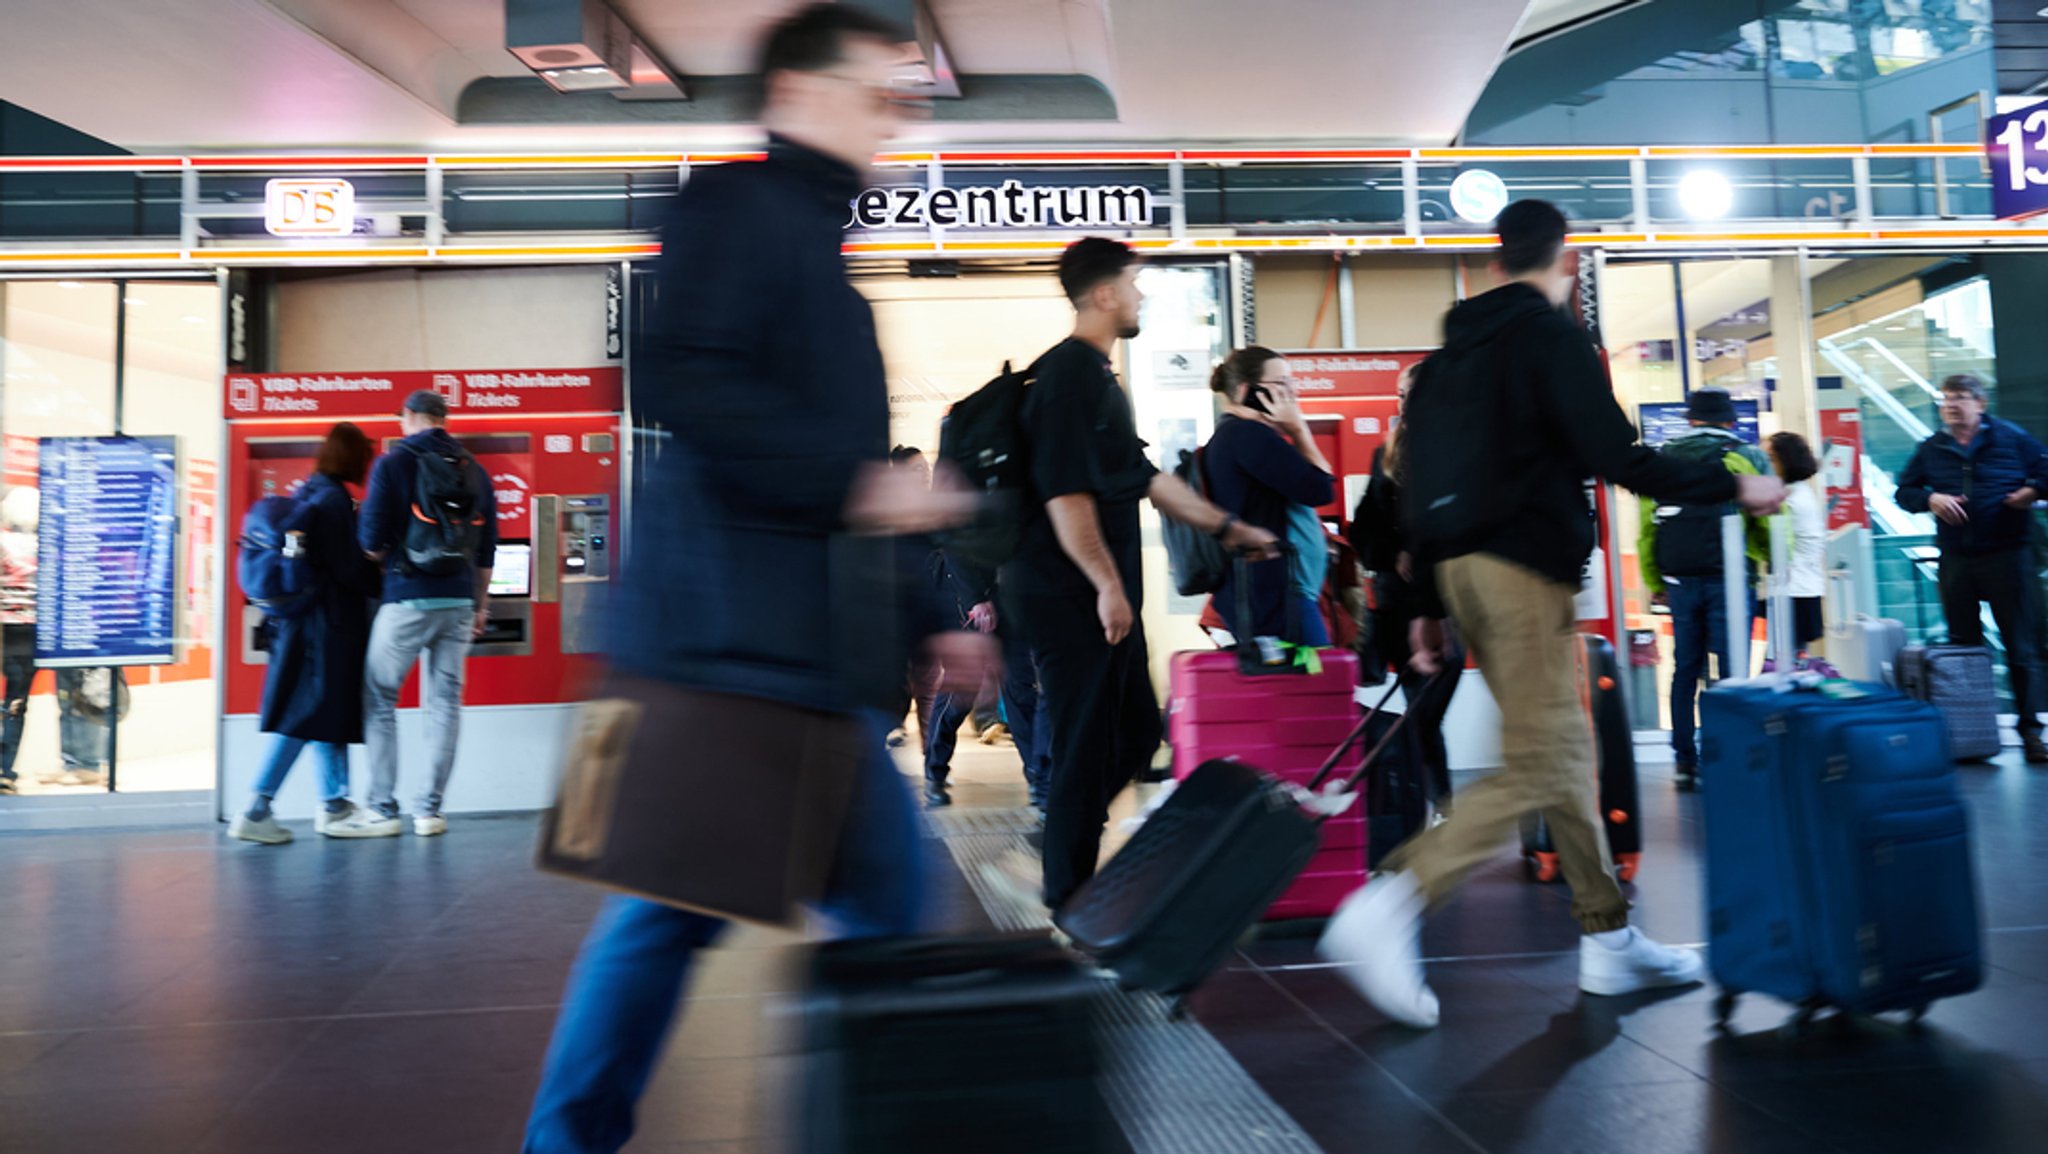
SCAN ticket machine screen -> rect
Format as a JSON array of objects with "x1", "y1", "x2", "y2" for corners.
[{"x1": 490, "y1": 543, "x2": 532, "y2": 598}]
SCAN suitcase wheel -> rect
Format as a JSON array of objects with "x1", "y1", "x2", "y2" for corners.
[
  {"x1": 1614, "y1": 853, "x2": 1641, "y2": 884},
  {"x1": 1712, "y1": 990, "x2": 1739, "y2": 1030},
  {"x1": 1531, "y1": 852, "x2": 1561, "y2": 884}
]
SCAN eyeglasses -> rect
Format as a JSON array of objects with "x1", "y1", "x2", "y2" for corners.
[{"x1": 816, "y1": 72, "x2": 932, "y2": 118}]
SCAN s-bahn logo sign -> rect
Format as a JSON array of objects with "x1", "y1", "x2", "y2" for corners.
[{"x1": 850, "y1": 180, "x2": 1154, "y2": 230}]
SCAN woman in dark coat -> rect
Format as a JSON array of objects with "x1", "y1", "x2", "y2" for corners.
[
  {"x1": 1348, "y1": 362, "x2": 1462, "y2": 809},
  {"x1": 229, "y1": 423, "x2": 379, "y2": 845}
]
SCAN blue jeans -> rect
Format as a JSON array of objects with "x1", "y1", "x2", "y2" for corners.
[
  {"x1": 251, "y1": 735, "x2": 350, "y2": 806},
  {"x1": 999, "y1": 638, "x2": 1051, "y2": 809},
  {"x1": 522, "y1": 714, "x2": 928, "y2": 1154},
  {"x1": 1217, "y1": 591, "x2": 1332, "y2": 648},
  {"x1": 1668, "y1": 577, "x2": 1752, "y2": 769}
]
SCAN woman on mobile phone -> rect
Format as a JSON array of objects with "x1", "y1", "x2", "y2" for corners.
[
  {"x1": 231, "y1": 422, "x2": 381, "y2": 844},
  {"x1": 1203, "y1": 347, "x2": 1337, "y2": 645}
]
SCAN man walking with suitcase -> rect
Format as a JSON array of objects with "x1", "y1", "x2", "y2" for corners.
[
  {"x1": 1004, "y1": 237, "x2": 1279, "y2": 912},
  {"x1": 1638, "y1": 389, "x2": 1773, "y2": 791},
  {"x1": 1319, "y1": 199, "x2": 1786, "y2": 1029},
  {"x1": 521, "y1": 9, "x2": 994, "y2": 1151},
  {"x1": 1896, "y1": 372, "x2": 2048, "y2": 763}
]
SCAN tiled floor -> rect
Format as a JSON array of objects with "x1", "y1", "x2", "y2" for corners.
[{"x1": 2, "y1": 733, "x2": 2046, "y2": 1153}]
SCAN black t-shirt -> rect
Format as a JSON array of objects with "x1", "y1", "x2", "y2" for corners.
[{"x1": 1003, "y1": 338, "x2": 1159, "y2": 601}]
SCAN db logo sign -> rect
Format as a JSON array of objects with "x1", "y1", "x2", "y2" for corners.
[
  {"x1": 493, "y1": 473, "x2": 529, "y2": 521},
  {"x1": 228, "y1": 377, "x2": 259, "y2": 413},
  {"x1": 265, "y1": 179, "x2": 356, "y2": 237}
]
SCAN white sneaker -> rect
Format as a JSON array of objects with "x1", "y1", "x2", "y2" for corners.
[
  {"x1": 1317, "y1": 873, "x2": 1440, "y2": 1029},
  {"x1": 314, "y1": 804, "x2": 358, "y2": 836},
  {"x1": 1579, "y1": 928, "x2": 1707, "y2": 996},
  {"x1": 413, "y1": 814, "x2": 448, "y2": 837},
  {"x1": 228, "y1": 814, "x2": 293, "y2": 845},
  {"x1": 322, "y1": 809, "x2": 403, "y2": 839}
]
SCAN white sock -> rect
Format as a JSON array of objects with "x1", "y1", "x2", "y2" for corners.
[{"x1": 1590, "y1": 928, "x2": 1633, "y2": 950}]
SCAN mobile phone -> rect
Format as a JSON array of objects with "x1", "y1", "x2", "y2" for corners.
[{"x1": 1245, "y1": 385, "x2": 1273, "y2": 415}]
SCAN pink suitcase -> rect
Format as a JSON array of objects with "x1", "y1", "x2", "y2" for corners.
[{"x1": 1167, "y1": 648, "x2": 1368, "y2": 921}]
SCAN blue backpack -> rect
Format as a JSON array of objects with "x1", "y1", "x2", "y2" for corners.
[{"x1": 238, "y1": 494, "x2": 319, "y2": 619}]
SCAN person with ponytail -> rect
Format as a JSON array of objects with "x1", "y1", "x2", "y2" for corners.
[{"x1": 1203, "y1": 347, "x2": 1336, "y2": 645}]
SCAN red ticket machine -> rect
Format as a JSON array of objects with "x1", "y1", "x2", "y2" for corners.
[{"x1": 219, "y1": 368, "x2": 623, "y2": 819}]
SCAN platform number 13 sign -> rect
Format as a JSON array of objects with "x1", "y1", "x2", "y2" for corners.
[{"x1": 1989, "y1": 102, "x2": 2048, "y2": 221}]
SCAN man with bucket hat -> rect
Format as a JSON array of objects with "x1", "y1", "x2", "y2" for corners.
[{"x1": 1639, "y1": 388, "x2": 1771, "y2": 791}]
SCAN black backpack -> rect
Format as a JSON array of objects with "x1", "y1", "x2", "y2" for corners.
[
  {"x1": 937, "y1": 359, "x2": 1036, "y2": 574},
  {"x1": 1163, "y1": 447, "x2": 1229, "y2": 596},
  {"x1": 399, "y1": 441, "x2": 487, "y2": 578},
  {"x1": 1400, "y1": 342, "x2": 1517, "y2": 560},
  {"x1": 1650, "y1": 435, "x2": 1745, "y2": 578}
]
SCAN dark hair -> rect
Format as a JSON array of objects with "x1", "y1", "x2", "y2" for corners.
[
  {"x1": 1942, "y1": 372, "x2": 1989, "y2": 404},
  {"x1": 1768, "y1": 432, "x2": 1818, "y2": 484},
  {"x1": 317, "y1": 422, "x2": 375, "y2": 485},
  {"x1": 1495, "y1": 199, "x2": 1569, "y2": 277},
  {"x1": 889, "y1": 444, "x2": 925, "y2": 464},
  {"x1": 1059, "y1": 237, "x2": 1139, "y2": 304},
  {"x1": 759, "y1": 3, "x2": 909, "y2": 86},
  {"x1": 1209, "y1": 346, "x2": 1284, "y2": 402}
]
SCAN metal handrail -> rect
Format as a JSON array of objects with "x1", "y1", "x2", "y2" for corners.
[{"x1": 1853, "y1": 337, "x2": 1942, "y2": 401}]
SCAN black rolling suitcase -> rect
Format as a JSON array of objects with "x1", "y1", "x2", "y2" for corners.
[
  {"x1": 1055, "y1": 679, "x2": 1419, "y2": 1008},
  {"x1": 801, "y1": 932, "x2": 1115, "y2": 1154},
  {"x1": 1520, "y1": 633, "x2": 1644, "y2": 883},
  {"x1": 1896, "y1": 643, "x2": 2001, "y2": 762}
]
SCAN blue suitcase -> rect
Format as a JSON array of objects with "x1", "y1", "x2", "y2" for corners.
[{"x1": 1699, "y1": 682, "x2": 1982, "y2": 1028}]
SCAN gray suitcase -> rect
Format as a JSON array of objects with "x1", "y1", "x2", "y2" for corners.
[
  {"x1": 1897, "y1": 644, "x2": 2001, "y2": 762},
  {"x1": 1837, "y1": 615, "x2": 1907, "y2": 686}
]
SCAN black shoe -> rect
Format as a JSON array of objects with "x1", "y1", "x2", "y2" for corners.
[
  {"x1": 2025, "y1": 733, "x2": 2048, "y2": 765},
  {"x1": 1675, "y1": 766, "x2": 1700, "y2": 793},
  {"x1": 923, "y1": 774, "x2": 952, "y2": 808},
  {"x1": 0, "y1": 778, "x2": 16, "y2": 796}
]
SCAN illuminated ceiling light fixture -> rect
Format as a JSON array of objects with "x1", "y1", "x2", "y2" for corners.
[
  {"x1": 1449, "y1": 169, "x2": 1510, "y2": 224},
  {"x1": 1678, "y1": 169, "x2": 1734, "y2": 220},
  {"x1": 507, "y1": 0, "x2": 684, "y2": 99}
]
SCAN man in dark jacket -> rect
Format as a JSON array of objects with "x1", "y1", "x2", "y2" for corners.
[
  {"x1": 1638, "y1": 389, "x2": 1773, "y2": 790},
  {"x1": 1318, "y1": 199, "x2": 1785, "y2": 1031},
  {"x1": 1896, "y1": 372, "x2": 2048, "y2": 762},
  {"x1": 331, "y1": 389, "x2": 495, "y2": 839},
  {"x1": 523, "y1": 9, "x2": 992, "y2": 1152}
]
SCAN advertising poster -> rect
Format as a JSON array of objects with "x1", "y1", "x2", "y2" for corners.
[{"x1": 1818, "y1": 408, "x2": 1868, "y2": 532}]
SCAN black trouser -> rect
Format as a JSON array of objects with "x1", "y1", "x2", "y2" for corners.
[
  {"x1": 1939, "y1": 546, "x2": 2047, "y2": 734},
  {"x1": 1012, "y1": 593, "x2": 1163, "y2": 910},
  {"x1": 0, "y1": 623, "x2": 32, "y2": 781},
  {"x1": 1399, "y1": 639, "x2": 1463, "y2": 806}
]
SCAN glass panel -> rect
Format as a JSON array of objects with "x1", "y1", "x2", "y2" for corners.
[
  {"x1": 0, "y1": 280, "x2": 119, "y2": 793},
  {"x1": 116, "y1": 281, "x2": 222, "y2": 793},
  {"x1": 444, "y1": 169, "x2": 680, "y2": 235}
]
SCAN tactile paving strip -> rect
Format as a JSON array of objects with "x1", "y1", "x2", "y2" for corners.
[{"x1": 930, "y1": 807, "x2": 1327, "y2": 1154}]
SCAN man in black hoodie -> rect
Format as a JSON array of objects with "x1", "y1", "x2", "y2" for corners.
[{"x1": 1316, "y1": 199, "x2": 1785, "y2": 1030}]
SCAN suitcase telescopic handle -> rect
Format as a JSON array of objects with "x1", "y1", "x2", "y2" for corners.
[{"x1": 1302, "y1": 672, "x2": 1440, "y2": 805}]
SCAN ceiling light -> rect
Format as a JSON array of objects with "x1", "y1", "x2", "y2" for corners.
[
  {"x1": 56, "y1": 281, "x2": 82, "y2": 289},
  {"x1": 1678, "y1": 170, "x2": 1733, "y2": 220},
  {"x1": 123, "y1": 297, "x2": 146, "y2": 306},
  {"x1": 1449, "y1": 169, "x2": 1510, "y2": 224},
  {"x1": 181, "y1": 315, "x2": 206, "y2": 325}
]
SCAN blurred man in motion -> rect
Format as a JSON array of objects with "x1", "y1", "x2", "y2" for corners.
[{"x1": 522, "y1": 8, "x2": 992, "y2": 1152}]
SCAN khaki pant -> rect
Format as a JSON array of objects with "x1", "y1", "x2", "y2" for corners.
[{"x1": 1385, "y1": 553, "x2": 1630, "y2": 934}]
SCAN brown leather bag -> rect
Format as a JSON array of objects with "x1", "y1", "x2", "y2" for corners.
[{"x1": 537, "y1": 675, "x2": 867, "y2": 927}]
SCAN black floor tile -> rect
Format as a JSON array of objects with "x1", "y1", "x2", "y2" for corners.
[
  {"x1": 1715, "y1": 1064, "x2": 2048, "y2": 1154},
  {"x1": 1433, "y1": 1080, "x2": 1835, "y2": 1154},
  {"x1": 0, "y1": 1083, "x2": 243, "y2": 1154},
  {"x1": 1, "y1": 1019, "x2": 321, "y2": 1100},
  {"x1": 189, "y1": 1071, "x2": 539, "y2": 1154},
  {"x1": 268, "y1": 1007, "x2": 560, "y2": 1088}
]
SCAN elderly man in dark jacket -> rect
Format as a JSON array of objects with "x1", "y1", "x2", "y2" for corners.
[
  {"x1": 1897, "y1": 372, "x2": 2048, "y2": 762},
  {"x1": 522, "y1": 8, "x2": 992, "y2": 1153}
]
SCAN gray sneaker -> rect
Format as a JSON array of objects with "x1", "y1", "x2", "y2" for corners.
[
  {"x1": 322, "y1": 809, "x2": 403, "y2": 839},
  {"x1": 228, "y1": 814, "x2": 294, "y2": 845}
]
